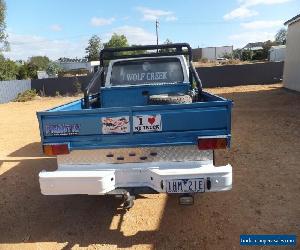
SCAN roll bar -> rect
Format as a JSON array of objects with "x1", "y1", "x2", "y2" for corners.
[
  {"x1": 99, "y1": 43, "x2": 193, "y2": 66},
  {"x1": 83, "y1": 43, "x2": 202, "y2": 108}
]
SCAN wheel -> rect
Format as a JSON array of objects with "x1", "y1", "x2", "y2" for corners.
[{"x1": 148, "y1": 93, "x2": 192, "y2": 105}]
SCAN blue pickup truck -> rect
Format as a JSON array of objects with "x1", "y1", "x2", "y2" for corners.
[{"x1": 37, "y1": 43, "x2": 232, "y2": 207}]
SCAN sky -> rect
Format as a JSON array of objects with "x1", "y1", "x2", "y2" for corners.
[{"x1": 3, "y1": 0, "x2": 300, "y2": 60}]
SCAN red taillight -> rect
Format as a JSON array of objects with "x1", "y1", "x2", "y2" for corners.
[
  {"x1": 43, "y1": 144, "x2": 70, "y2": 156},
  {"x1": 197, "y1": 137, "x2": 228, "y2": 150}
]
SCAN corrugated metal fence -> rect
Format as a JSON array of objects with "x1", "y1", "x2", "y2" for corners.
[
  {"x1": 0, "y1": 62, "x2": 284, "y2": 103},
  {"x1": 0, "y1": 80, "x2": 31, "y2": 104},
  {"x1": 197, "y1": 62, "x2": 284, "y2": 88},
  {"x1": 31, "y1": 75, "x2": 94, "y2": 96}
]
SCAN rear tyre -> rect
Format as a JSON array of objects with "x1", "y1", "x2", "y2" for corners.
[{"x1": 148, "y1": 93, "x2": 192, "y2": 105}]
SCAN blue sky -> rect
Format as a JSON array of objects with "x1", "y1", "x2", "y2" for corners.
[{"x1": 4, "y1": 0, "x2": 300, "y2": 60}]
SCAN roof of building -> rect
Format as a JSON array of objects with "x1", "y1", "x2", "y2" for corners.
[
  {"x1": 58, "y1": 57, "x2": 88, "y2": 63},
  {"x1": 243, "y1": 42, "x2": 264, "y2": 50},
  {"x1": 270, "y1": 45, "x2": 286, "y2": 50},
  {"x1": 284, "y1": 13, "x2": 300, "y2": 26}
]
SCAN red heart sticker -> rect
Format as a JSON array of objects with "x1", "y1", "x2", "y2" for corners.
[{"x1": 148, "y1": 117, "x2": 156, "y2": 125}]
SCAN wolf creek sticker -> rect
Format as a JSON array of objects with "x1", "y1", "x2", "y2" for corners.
[
  {"x1": 133, "y1": 114, "x2": 162, "y2": 132},
  {"x1": 102, "y1": 116, "x2": 130, "y2": 134},
  {"x1": 45, "y1": 124, "x2": 80, "y2": 136}
]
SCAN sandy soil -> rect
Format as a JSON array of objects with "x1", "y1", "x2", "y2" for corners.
[{"x1": 0, "y1": 84, "x2": 299, "y2": 250}]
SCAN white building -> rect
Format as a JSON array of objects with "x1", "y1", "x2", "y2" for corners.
[
  {"x1": 283, "y1": 14, "x2": 300, "y2": 92},
  {"x1": 192, "y1": 46, "x2": 233, "y2": 61},
  {"x1": 37, "y1": 71, "x2": 49, "y2": 79},
  {"x1": 269, "y1": 45, "x2": 286, "y2": 62}
]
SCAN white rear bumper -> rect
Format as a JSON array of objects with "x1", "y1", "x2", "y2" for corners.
[{"x1": 39, "y1": 161, "x2": 232, "y2": 195}]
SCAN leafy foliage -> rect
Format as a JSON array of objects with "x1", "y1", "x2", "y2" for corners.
[
  {"x1": 251, "y1": 50, "x2": 264, "y2": 60},
  {"x1": 46, "y1": 61, "x2": 63, "y2": 76},
  {"x1": 14, "y1": 89, "x2": 37, "y2": 102},
  {"x1": 261, "y1": 40, "x2": 278, "y2": 59},
  {"x1": 103, "y1": 33, "x2": 130, "y2": 58},
  {"x1": 104, "y1": 33, "x2": 129, "y2": 49},
  {"x1": 25, "y1": 62, "x2": 39, "y2": 79},
  {"x1": 85, "y1": 35, "x2": 102, "y2": 61},
  {"x1": 241, "y1": 50, "x2": 252, "y2": 61},
  {"x1": 0, "y1": 0, "x2": 8, "y2": 51},
  {"x1": 232, "y1": 49, "x2": 242, "y2": 59},
  {"x1": 28, "y1": 56, "x2": 50, "y2": 70},
  {"x1": 16, "y1": 62, "x2": 41, "y2": 80},
  {"x1": 0, "y1": 56, "x2": 18, "y2": 80},
  {"x1": 223, "y1": 52, "x2": 233, "y2": 59},
  {"x1": 17, "y1": 64, "x2": 28, "y2": 79},
  {"x1": 235, "y1": 39, "x2": 279, "y2": 61}
]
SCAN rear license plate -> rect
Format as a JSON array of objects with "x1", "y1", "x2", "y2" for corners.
[{"x1": 166, "y1": 178, "x2": 205, "y2": 193}]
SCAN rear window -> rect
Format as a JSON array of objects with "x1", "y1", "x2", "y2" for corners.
[{"x1": 110, "y1": 58, "x2": 184, "y2": 85}]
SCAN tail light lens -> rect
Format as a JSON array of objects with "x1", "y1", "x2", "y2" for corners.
[
  {"x1": 43, "y1": 143, "x2": 70, "y2": 156},
  {"x1": 197, "y1": 137, "x2": 228, "y2": 150}
]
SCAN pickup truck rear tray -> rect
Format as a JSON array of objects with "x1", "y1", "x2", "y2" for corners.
[{"x1": 37, "y1": 91, "x2": 232, "y2": 150}]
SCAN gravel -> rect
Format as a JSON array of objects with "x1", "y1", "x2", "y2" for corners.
[{"x1": 0, "y1": 84, "x2": 299, "y2": 250}]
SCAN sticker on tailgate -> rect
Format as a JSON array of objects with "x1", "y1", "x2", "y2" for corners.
[
  {"x1": 45, "y1": 124, "x2": 80, "y2": 136},
  {"x1": 133, "y1": 115, "x2": 162, "y2": 133},
  {"x1": 101, "y1": 116, "x2": 130, "y2": 134}
]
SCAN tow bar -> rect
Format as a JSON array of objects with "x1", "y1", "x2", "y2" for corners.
[
  {"x1": 122, "y1": 191, "x2": 135, "y2": 209},
  {"x1": 110, "y1": 189, "x2": 135, "y2": 209}
]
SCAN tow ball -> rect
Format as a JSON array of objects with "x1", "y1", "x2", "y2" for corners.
[
  {"x1": 115, "y1": 191, "x2": 135, "y2": 210},
  {"x1": 123, "y1": 192, "x2": 135, "y2": 209}
]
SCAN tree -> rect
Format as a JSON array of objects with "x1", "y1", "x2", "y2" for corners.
[
  {"x1": 159, "y1": 39, "x2": 174, "y2": 53},
  {"x1": 233, "y1": 49, "x2": 242, "y2": 59},
  {"x1": 275, "y1": 28, "x2": 287, "y2": 44},
  {"x1": 46, "y1": 61, "x2": 63, "y2": 76},
  {"x1": 103, "y1": 33, "x2": 129, "y2": 58},
  {"x1": 251, "y1": 50, "x2": 265, "y2": 60},
  {"x1": 0, "y1": 0, "x2": 9, "y2": 52},
  {"x1": 104, "y1": 33, "x2": 129, "y2": 49},
  {"x1": 241, "y1": 50, "x2": 251, "y2": 61},
  {"x1": 85, "y1": 35, "x2": 102, "y2": 61},
  {"x1": 0, "y1": 57, "x2": 18, "y2": 80},
  {"x1": 28, "y1": 56, "x2": 50, "y2": 70},
  {"x1": 25, "y1": 62, "x2": 38, "y2": 79},
  {"x1": 17, "y1": 64, "x2": 28, "y2": 79},
  {"x1": 261, "y1": 40, "x2": 278, "y2": 59}
]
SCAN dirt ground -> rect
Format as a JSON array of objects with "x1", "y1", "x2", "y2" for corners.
[{"x1": 0, "y1": 84, "x2": 299, "y2": 250}]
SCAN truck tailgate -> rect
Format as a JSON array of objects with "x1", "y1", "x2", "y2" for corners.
[{"x1": 37, "y1": 94, "x2": 232, "y2": 149}]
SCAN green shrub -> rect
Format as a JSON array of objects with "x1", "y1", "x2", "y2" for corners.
[
  {"x1": 241, "y1": 51, "x2": 252, "y2": 61},
  {"x1": 14, "y1": 89, "x2": 37, "y2": 102}
]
